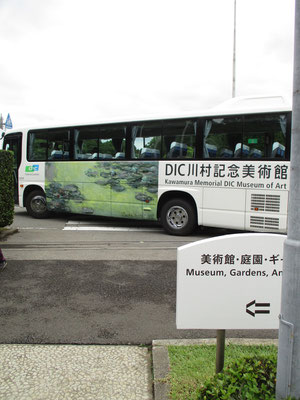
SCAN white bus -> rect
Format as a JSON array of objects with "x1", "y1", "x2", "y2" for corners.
[{"x1": 1, "y1": 96, "x2": 291, "y2": 235}]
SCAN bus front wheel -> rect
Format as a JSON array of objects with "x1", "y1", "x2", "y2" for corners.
[
  {"x1": 161, "y1": 198, "x2": 196, "y2": 236},
  {"x1": 25, "y1": 190, "x2": 50, "y2": 219}
]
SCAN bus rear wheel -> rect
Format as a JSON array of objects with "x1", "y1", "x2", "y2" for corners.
[
  {"x1": 161, "y1": 198, "x2": 196, "y2": 236},
  {"x1": 25, "y1": 190, "x2": 50, "y2": 219}
]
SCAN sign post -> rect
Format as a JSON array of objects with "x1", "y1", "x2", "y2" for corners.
[
  {"x1": 177, "y1": 233, "x2": 285, "y2": 371},
  {"x1": 216, "y1": 329, "x2": 226, "y2": 373}
]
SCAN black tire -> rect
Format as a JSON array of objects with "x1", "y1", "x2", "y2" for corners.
[
  {"x1": 25, "y1": 190, "x2": 50, "y2": 219},
  {"x1": 161, "y1": 198, "x2": 197, "y2": 236}
]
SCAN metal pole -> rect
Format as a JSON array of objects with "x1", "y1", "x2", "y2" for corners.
[
  {"x1": 232, "y1": 0, "x2": 237, "y2": 98},
  {"x1": 216, "y1": 329, "x2": 226, "y2": 373},
  {"x1": 276, "y1": 1, "x2": 300, "y2": 398}
]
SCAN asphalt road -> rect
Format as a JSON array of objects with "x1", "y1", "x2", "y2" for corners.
[
  {"x1": 0, "y1": 208, "x2": 277, "y2": 344},
  {"x1": 3, "y1": 207, "x2": 212, "y2": 261}
]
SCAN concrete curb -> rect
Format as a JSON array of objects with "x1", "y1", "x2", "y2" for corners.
[
  {"x1": 152, "y1": 344, "x2": 171, "y2": 400},
  {"x1": 0, "y1": 228, "x2": 19, "y2": 241},
  {"x1": 152, "y1": 338, "x2": 278, "y2": 400}
]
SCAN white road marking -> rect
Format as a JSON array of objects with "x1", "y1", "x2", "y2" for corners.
[{"x1": 63, "y1": 220, "x2": 161, "y2": 231}]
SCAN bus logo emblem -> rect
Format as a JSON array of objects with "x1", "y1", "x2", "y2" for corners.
[{"x1": 25, "y1": 165, "x2": 39, "y2": 172}]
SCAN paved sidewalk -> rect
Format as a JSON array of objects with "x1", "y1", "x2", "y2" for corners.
[
  {"x1": 0, "y1": 344, "x2": 153, "y2": 400},
  {"x1": 0, "y1": 339, "x2": 279, "y2": 399}
]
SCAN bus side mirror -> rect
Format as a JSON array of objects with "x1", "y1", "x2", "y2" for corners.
[{"x1": 0, "y1": 132, "x2": 4, "y2": 140}]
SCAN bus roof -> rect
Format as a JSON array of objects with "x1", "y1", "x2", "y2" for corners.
[
  {"x1": 3, "y1": 95, "x2": 292, "y2": 134},
  {"x1": 209, "y1": 95, "x2": 291, "y2": 114}
]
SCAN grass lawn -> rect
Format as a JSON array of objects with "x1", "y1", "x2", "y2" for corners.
[{"x1": 167, "y1": 344, "x2": 277, "y2": 400}]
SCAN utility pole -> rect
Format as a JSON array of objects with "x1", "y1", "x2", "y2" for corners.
[
  {"x1": 232, "y1": 0, "x2": 237, "y2": 98},
  {"x1": 276, "y1": 1, "x2": 300, "y2": 398}
]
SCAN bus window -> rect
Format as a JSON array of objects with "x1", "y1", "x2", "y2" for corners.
[
  {"x1": 74, "y1": 126, "x2": 100, "y2": 160},
  {"x1": 131, "y1": 122, "x2": 162, "y2": 159},
  {"x1": 74, "y1": 125, "x2": 126, "y2": 160},
  {"x1": 47, "y1": 130, "x2": 71, "y2": 160},
  {"x1": 203, "y1": 117, "x2": 242, "y2": 159},
  {"x1": 243, "y1": 114, "x2": 287, "y2": 159},
  {"x1": 28, "y1": 131, "x2": 48, "y2": 161},
  {"x1": 163, "y1": 120, "x2": 196, "y2": 159},
  {"x1": 99, "y1": 125, "x2": 126, "y2": 159}
]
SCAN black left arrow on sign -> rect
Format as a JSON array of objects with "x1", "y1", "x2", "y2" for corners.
[{"x1": 246, "y1": 300, "x2": 270, "y2": 317}]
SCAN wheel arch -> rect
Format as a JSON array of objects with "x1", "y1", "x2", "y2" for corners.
[
  {"x1": 157, "y1": 190, "x2": 198, "y2": 221},
  {"x1": 23, "y1": 184, "x2": 45, "y2": 206}
]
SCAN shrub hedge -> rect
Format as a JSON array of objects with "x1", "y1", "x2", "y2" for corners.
[
  {"x1": 0, "y1": 149, "x2": 14, "y2": 227},
  {"x1": 198, "y1": 355, "x2": 277, "y2": 400}
]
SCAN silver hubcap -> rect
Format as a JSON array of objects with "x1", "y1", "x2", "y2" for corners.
[
  {"x1": 31, "y1": 196, "x2": 47, "y2": 214},
  {"x1": 166, "y1": 206, "x2": 188, "y2": 230}
]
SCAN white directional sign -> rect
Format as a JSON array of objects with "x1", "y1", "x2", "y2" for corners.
[{"x1": 176, "y1": 233, "x2": 285, "y2": 330}]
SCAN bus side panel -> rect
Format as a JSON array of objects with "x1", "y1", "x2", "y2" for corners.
[
  {"x1": 110, "y1": 161, "x2": 158, "y2": 221},
  {"x1": 245, "y1": 190, "x2": 288, "y2": 233},
  {"x1": 159, "y1": 160, "x2": 289, "y2": 232},
  {"x1": 20, "y1": 162, "x2": 46, "y2": 206},
  {"x1": 202, "y1": 188, "x2": 246, "y2": 229},
  {"x1": 45, "y1": 160, "x2": 158, "y2": 219},
  {"x1": 45, "y1": 162, "x2": 91, "y2": 215}
]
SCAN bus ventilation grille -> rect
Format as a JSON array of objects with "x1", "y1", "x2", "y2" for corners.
[
  {"x1": 251, "y1": 194, "x2": 280, "y2": 213},
  {"x1": 250, "y1": 216, "x2": 280, "y2": 230}
]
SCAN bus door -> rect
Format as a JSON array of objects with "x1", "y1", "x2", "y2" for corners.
[{"x1": 3, "y1": 133, "x2": 22, "y2": 204}]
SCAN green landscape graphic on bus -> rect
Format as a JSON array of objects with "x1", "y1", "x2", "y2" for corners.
[{"x1": 45, "y1": 161, "x2": 159, "y2": 220}]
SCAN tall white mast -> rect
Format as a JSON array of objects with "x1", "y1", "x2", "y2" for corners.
[{"x1": 232, "y1": 0, "x2": 237, "y2": 97}]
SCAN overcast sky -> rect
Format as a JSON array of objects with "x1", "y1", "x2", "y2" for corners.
[{"x1": 0, "y1": 0, "x2": 295, "y2": 128}]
